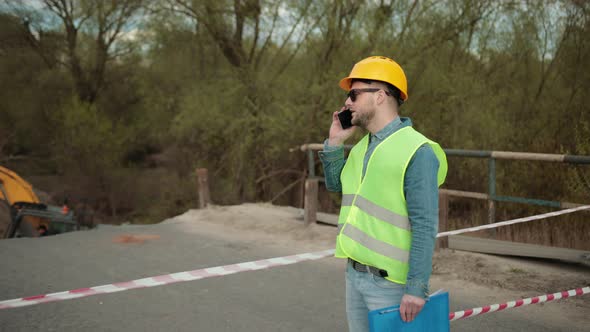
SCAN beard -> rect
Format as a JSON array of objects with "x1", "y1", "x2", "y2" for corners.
[{"x1": 351, "y1": 107, "x2": 375, "y2": 130}]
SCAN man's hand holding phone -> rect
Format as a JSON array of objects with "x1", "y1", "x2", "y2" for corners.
[{"x1": 329, "y1": 107, "x2": 356, "y2": 146}]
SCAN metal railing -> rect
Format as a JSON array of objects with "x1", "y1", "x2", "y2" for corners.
[{"x1": 298, "y1": 144, "x2": 590, "y2": 227}]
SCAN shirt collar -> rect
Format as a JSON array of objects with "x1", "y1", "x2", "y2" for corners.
[{"x1": 371, "y1": 116, "x2": 411, "y2": 141}]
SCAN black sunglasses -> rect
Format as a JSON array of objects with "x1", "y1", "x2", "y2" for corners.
[{"x1": 347, "y1": 88, "x2": 389, "y2": 102}]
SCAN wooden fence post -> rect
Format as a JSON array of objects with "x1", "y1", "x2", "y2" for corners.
[
  {"x1": 196, "y1": 168, "x2": 211, "y2": 208},
  {"x1": 304, "y1": 178, "x2": 318, "y2": 225},
  {"x1": 436, "y1": 192, "x2": 449, "y2": 250}
]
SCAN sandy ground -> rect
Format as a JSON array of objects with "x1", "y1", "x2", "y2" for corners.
[{"x1": 162, "y1": 203, "x2": 590, "y2": 326}]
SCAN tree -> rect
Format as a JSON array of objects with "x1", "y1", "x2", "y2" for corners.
[{"x1": 5, "y1": 0, "x2": 147, "y2": 103}]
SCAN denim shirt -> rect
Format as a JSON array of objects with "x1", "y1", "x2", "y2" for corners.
[{"x1": 318, "y1": 117, "x2": 440, "y2": 299}]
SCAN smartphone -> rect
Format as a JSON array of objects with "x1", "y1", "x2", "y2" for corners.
[{"x1": 338, "y1": 108, "x2": 353, "y2": 129}]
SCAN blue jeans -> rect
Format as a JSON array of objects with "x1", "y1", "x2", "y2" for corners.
[{"x1": 346, "y1": 261, "x2": 405, "y2": 332}]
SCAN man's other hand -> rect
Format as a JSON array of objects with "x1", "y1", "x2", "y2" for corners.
[{"x1": 399, "y1": 294, "x2": 425, "y2": 322}]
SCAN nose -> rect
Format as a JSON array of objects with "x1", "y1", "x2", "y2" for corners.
[{"x1": 345, "y1": 97, "x2": 353, "y2": 106}]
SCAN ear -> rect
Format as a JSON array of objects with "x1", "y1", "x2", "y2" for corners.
[{"x1": 375, "y1": 90, "x2": 387, "y2": 105}]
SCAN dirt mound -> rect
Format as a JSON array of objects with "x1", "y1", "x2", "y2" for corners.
[{"x1": 163, "y1": 203, "x2": 338, "y2": 251}]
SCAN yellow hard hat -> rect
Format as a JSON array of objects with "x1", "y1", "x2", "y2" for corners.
[{"x1": 339, "y1": 56, "x2": 408, "y2": 101}]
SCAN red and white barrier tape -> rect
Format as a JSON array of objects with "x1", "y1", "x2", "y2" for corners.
[
  {"x1": 437, "y1": 205, "x2": 590, "y2": 238},
  {"x1": 2, "y1": 205, "x2": 588, "y2": 310},
  {"x1": 0, "y1": 249, "x2": 335, "y2": 310},
  {"x1": 450, "y1": 286, "x2": 590, "y2": 321}
]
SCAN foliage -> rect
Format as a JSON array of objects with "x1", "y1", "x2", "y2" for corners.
[
  {"x1": 50, "y1": 97, "x2": 127, "y2": 173},
  {"x1": 1, "y1": 0, "x2": 589, "y2": 223}
]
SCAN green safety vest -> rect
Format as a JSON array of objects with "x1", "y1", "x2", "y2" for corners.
[{"x1": 335, "y1": 126, "x2": 448, "y2": 284}]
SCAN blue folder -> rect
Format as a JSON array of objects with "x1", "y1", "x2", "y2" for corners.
[{"x1": 368, "y1": 290, "x2": 450, "y2": 332}]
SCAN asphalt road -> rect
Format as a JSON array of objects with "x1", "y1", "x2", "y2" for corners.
[{"x1": 0, "y1": 222, "x2": 586, "y2": 331}]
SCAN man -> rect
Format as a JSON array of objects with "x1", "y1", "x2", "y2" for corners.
[{"x1": 319, "y1": 56, "x2": 447, "y2": 331}]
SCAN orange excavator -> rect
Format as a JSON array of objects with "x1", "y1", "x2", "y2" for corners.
[{"x1": 0, "y1": 166, "x2": 78, "y2": 238}]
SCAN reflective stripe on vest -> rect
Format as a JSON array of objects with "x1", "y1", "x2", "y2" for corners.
[
  {"x1": 341, "y1": 224, "x2": 410, "y2": 263},
  {"x1": 341, "y1": 194, "x2": 410, "y2": 231},
  {"x1": 335, "y1": 126, "x2": 447, "y2": 284}
]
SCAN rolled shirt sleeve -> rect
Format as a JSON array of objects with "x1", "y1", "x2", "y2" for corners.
[{"x1": 318, "y1": 139, "x2": 346, "y2": 192}]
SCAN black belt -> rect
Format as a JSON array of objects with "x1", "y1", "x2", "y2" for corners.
[{"x1": 349, "y1": 258, "x2": 388, "y2": 278}]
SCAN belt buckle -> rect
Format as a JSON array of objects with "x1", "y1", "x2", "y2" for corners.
[
  {"x1": 354, "y1": 260, "x2": 369, "y2": 273},
  {"x1": 350, "y1": 259, "x2": 371, "y2": 274}
]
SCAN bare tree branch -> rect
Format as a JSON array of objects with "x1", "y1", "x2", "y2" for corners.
[
  {"x1": 253, "y1": 0, "x2": 281, "y2": 71},
  {"x1": 533, "y1": 10, "x2": 575, "y2": 101},
  {"x1": 269, "y1": 0, "x2": 313, "y2": 67},
  {"x1": 247, "y1": 1, "x2": 262, "y2": 64},
  {"x1": 270, "y1": 5, "x2": 328, "y2": 83},
  {"x1": 21, "y1": 20, "x2": 58, "y2": 69},
  {"x1": 397, "y1": 0, "x2": 419, "y2": 44}
]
